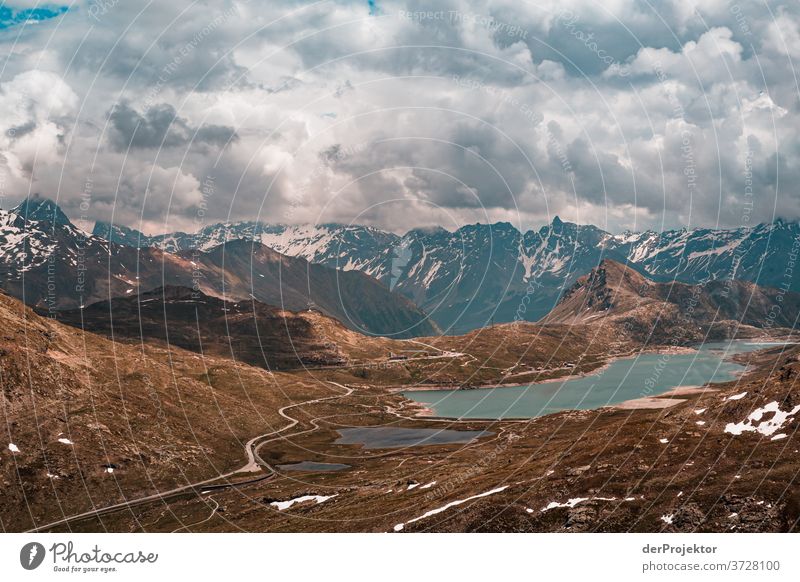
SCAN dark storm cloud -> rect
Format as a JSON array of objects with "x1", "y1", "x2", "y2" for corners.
[
  {"x1": 6, "y1": 120, "x2": 36, "y2": 140},
  {"x1": 108, "y1": 102, "x2": 238, "y2": 151}
]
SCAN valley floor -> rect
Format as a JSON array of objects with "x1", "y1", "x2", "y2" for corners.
[{"x1": 26, "y1": 341, "x2": 800, "y2": 533}]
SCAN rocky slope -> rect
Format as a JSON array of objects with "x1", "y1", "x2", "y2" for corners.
[
  {"x1": 543, "y1": 259, "x2": 800, "y2": 343},
  {"x1": 67, "y1": 342, "x2": 800, "y2": 533},
  {"x1": 53, "y1": 286, "x2": 402, "y2": 371},
  {"x1": 190, "y1": 239, "x2": 438, "y2": 338},
  {"x1": 0, "y1": 198, "x2": 175, "y2": 312},
  {"x1": 0, "y1": 289, "x2": 330, "y2": 531}
]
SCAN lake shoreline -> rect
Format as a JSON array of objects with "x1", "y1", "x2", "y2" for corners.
[
  {"x1": 390, "y1": 344, "x2": 698, "y2": 395},
  {"x1": 398, "y1": 339, "x2": 794, "y2": 420}
]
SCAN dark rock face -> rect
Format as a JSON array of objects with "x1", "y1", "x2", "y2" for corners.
[
  {"x1": 670, "y1": 503, "x2": 706, "y2": 531},
  {"x1": 565, "y1": 505, "x2": 597, "y2": 531},
  {"x1": 12, "y1": 197, "x2": 72, "y2": 226}
]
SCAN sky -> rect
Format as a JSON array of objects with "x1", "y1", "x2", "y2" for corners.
[{"x1": 0, "y1": 0, "x2": 798, "y2": 235}]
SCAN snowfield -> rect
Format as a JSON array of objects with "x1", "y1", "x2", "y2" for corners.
[
  {"x1": 542, "y1": 497, "x2": 590, "y2": 512},
  {"x1": 724, "y1": 401, "x2": 800, "y2": 437}
]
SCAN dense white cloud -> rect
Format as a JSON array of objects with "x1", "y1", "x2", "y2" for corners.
[
  {"x1": 0, "y1": 69, "x2": 78, "y2": 189},
  {"x1": 0, "y1": 0, "x2": 798, "y2": 234}
]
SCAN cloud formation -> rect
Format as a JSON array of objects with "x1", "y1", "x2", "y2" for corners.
[
  {"x1": 0, "y1": 0, "x2": 798, "y2": 235},
  {"x1": 108, "y1": 102, "x2": 238, "y2": 150}
]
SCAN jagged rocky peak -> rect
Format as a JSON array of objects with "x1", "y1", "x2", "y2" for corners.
[
  {"x1": 541, "y1": 214, "x2": 604, "y2": 236},
  {"x1": 585, "y1": 258, "x2": 648, "y2": 291},
  {"x1": 545, "y1": 215, "x2": 572, "y2": 233},
  {"x1": 12, "y1": 196, "x2": 72, "y2": 226},
  {"x1": 547, "y1": 258, "x2": 653, "y2": 319}
]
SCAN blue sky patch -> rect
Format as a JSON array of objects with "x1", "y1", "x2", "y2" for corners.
[{"x1": 0, "y1": 5, "x2": 68, "y2": 31}]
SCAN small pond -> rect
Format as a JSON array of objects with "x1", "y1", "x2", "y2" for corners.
[
  {"x1": 276, "y1": 461, "x2": 351, "y2": 472},
  {"x1": 335, "y1": 426, "x2": 491, "y2": 449}
]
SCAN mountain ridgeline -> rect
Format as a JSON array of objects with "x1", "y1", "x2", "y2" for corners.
[
  {"x1": 0, "y1": 198, "x2": 437, "y2": 338},
  {"x1": 54, "y1": 286, "x2": 404, "y2": 370},
  {"x1": 2, "y1": 197, "x2": 798, "y2": 337},
  {"x1": 94, "y1": 213, "x2": 800, "y2": 333}
]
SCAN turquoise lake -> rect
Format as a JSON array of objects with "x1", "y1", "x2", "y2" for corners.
[{"x1": 402, "y1": 341, "x2": 790, "y2": 420}]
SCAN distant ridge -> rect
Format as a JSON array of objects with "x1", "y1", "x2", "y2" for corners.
[
  {"x1": 0, "y1": 197, "x2": 439, "y2": 338},
  {"x1": 53, "y1": 286, "x2": 403, "y2": 370},
  {"x1": 4, "y1": 196, "x2": 800, "y2": 333},
  {"x1": 543, "y1": 258, "x2": 800, "y2": 343},
  {"x1": 91, "y1": 212, "x2": 800, "y2": 333}
]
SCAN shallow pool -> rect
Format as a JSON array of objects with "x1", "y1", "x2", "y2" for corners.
[
  {"x1": 335, "y1": 426, "x2": 491, "y2": 449},
  {"x1": 276, "y1": 461, "x2": 350, "y2": 472}
]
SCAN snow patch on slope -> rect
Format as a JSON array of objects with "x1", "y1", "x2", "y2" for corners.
[
  {"x1": 724, "y1": 401, "x2": 800, "y2": 437},
  {"x1": 269, "y1": 494, "x2": 338, "y2": 511}
]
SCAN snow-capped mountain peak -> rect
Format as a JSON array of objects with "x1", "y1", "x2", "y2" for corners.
[
  {"x1": 5, "y1": 202, "x2": 794, "y2": 333},
  {"x1": 12, "y1": 196, "x2": 71, "y2": 226}
]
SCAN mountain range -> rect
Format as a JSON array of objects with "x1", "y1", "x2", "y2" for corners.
[
  {"x1": 2, "y1": 197, "x2": 798, "y2": 336},
  {"x1": 2, "y1": 201, "x2": 800, "y2": 533},
  {"x1": 0, "y1": 198, "x2": 436, "y2": 338},
  {"x1": 93, "y1": 212, "x2": 800, "y2": 333}
]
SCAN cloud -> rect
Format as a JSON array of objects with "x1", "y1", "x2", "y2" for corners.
[
  {"x1": 0, "y1": 0, "x2": 798, "y2": 234},
  {"x1": 0, "y1": 69, "x2": 78, "y2": 184},
  {"x1": 108, "y1": 101, "x2": 238, "y2": 151}
]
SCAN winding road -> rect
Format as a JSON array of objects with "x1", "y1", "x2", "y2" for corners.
[{"x1": 26, "y1": 382, "x2": 354, "y2": 533}]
